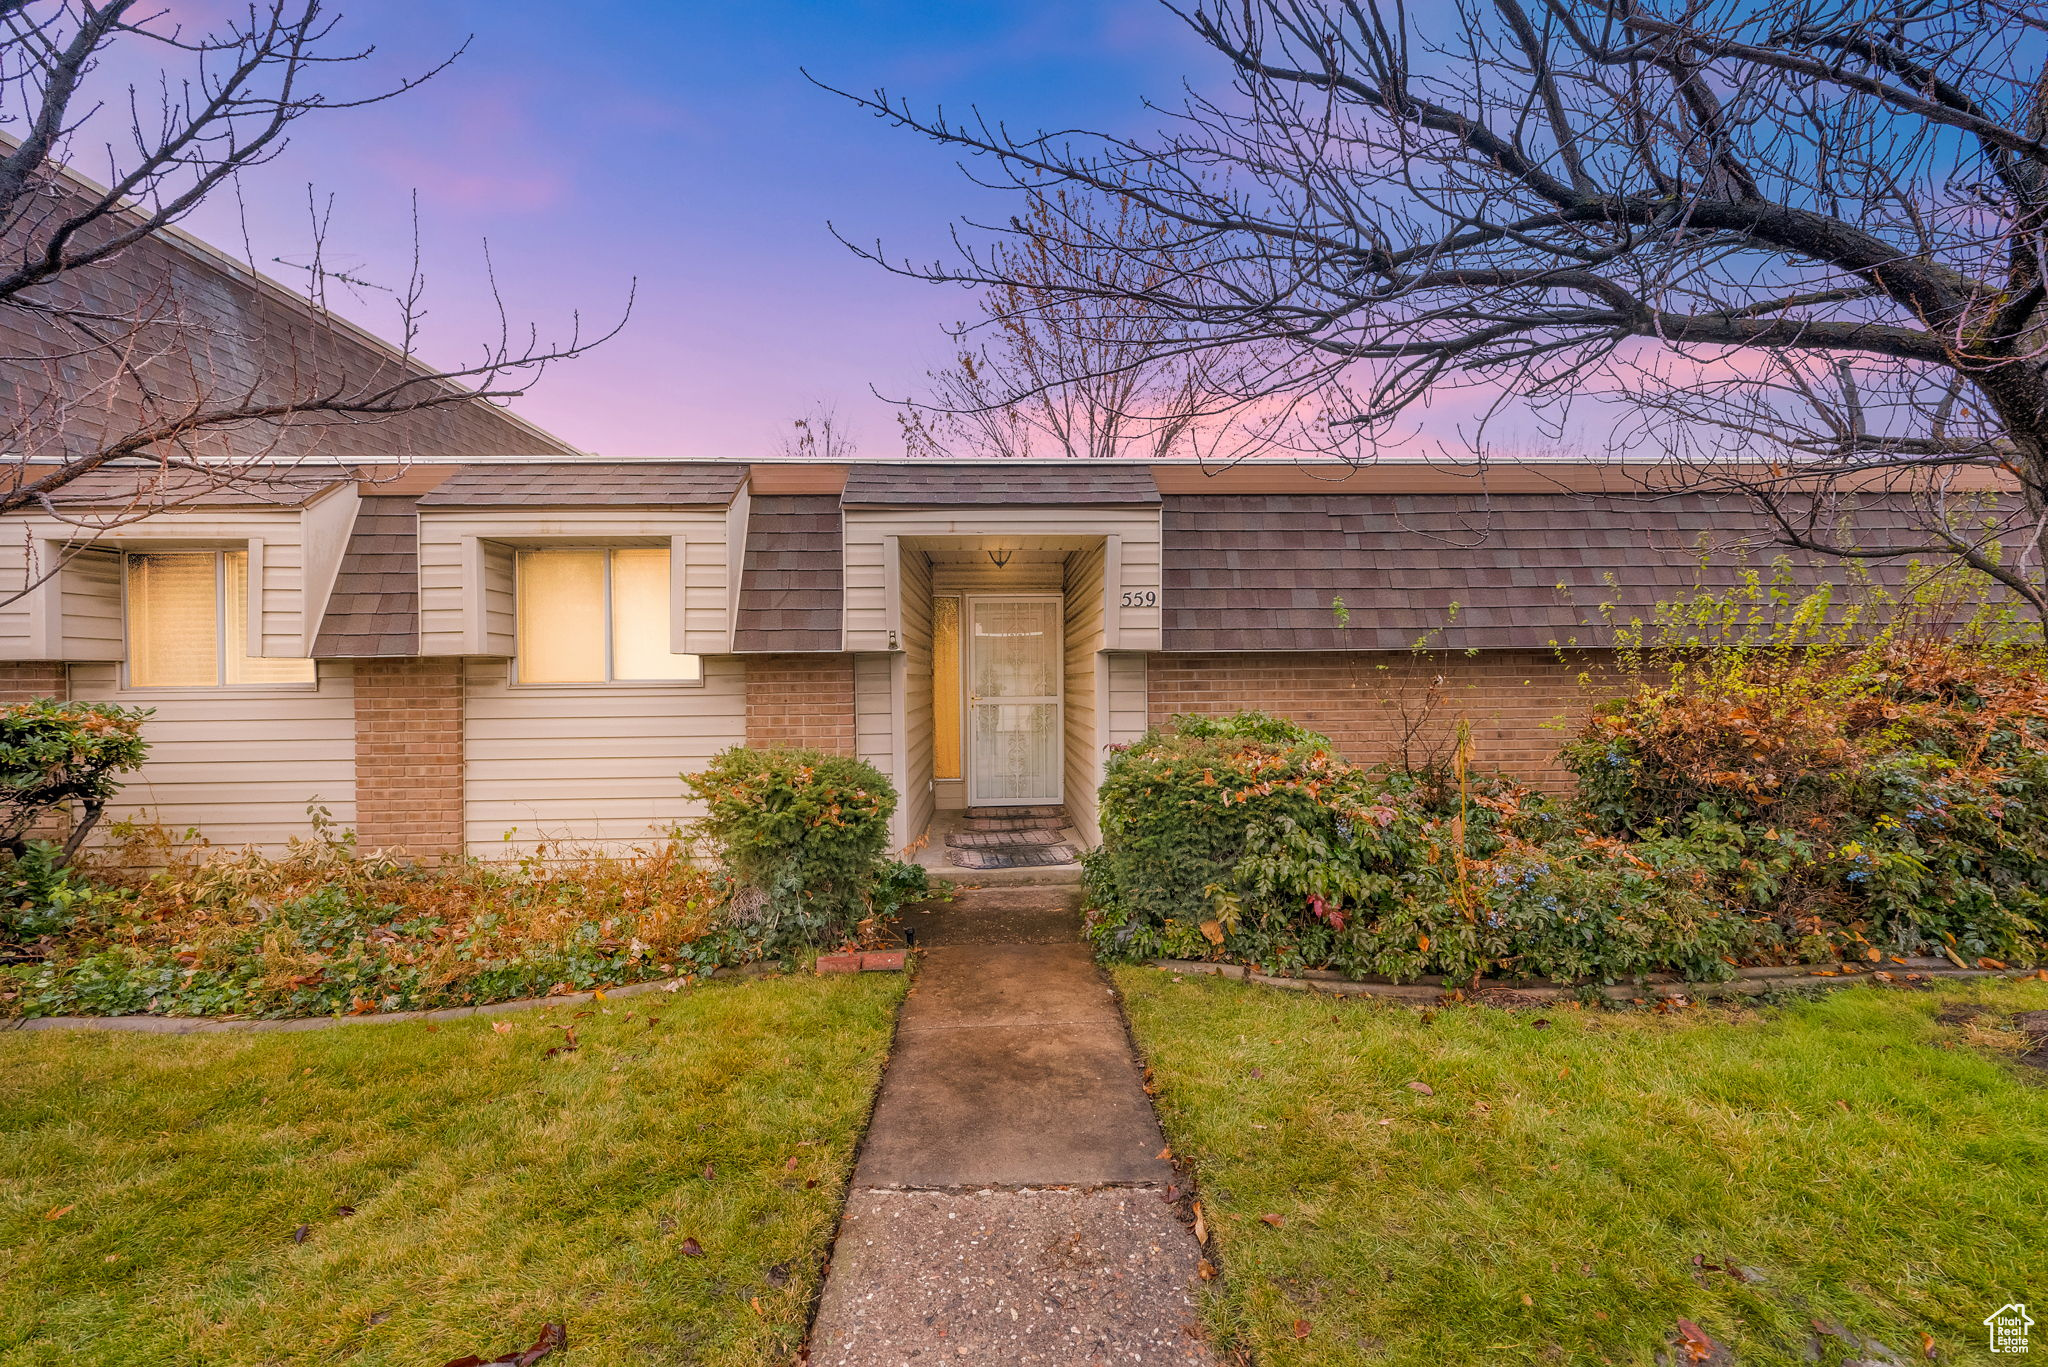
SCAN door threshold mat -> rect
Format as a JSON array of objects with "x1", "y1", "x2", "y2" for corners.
[
  {"x1": 946, "y1": 827, "x2": 1067, "y2": 849},
  {"x1": 965, "y1": 806, "x2": 1064, "y2": 820},
  {"x1": 947, "y1": 844, "x2": 1080, "y2": 870},
  {"x1": 958, "y1": 815, "x2": 1066, "y2": 834}
]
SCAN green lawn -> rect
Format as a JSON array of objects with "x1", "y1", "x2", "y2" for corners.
[
  {"x1": 1116, "y1": 968, "x2": 2048, "y2": 1367},
  {"x1": 0, "y1": 973, "x2": 903, "y2": 1366}
]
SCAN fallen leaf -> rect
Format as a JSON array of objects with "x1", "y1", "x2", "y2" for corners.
[
  {"x1": 1197, "y1": 1259, "x2": 1217, "y2": 1280},
  {"x1": 702, "y1": 1165, "x2": 716, "y2": 1181},
  {"x1": 1192, "y1": 1202, "x2": 1208, "y2": 1245},
  {"x1": 1406, "y1": 1081, "x2": 1434, "y2": 1096},
  {"x1": 505, "y1": 1322, "x2": 567, "y2": 1366},
  {"x1": 680, "y1": 1237, "x2": 705, "y2": 1257},
  {"x1": 1293, "y1": 1319, "x2": 1312, "y2": 1340},
  {"x1": 291, "y1": 1225, "x2": 310, "y2": 1244},
  {"x1": 368, "y1": 1309, "x2": 391, "y2": 1326},
  {"x1": 43, "y1": 1204, "x2": 74, "y2": 1221},
  {"x1": 491, "y1": 1022, "x2": 513, "y2": 1034},
  {"x1": 1531, "y1": 1018, "x2": 1551, "y2": 1030},
  {"x1": 336, "y1": 1206, "x2": 357, "y2": 1219},
  {"x1": 1259, "y1": 1213, "x2": 1285, "y2": 1228},
  {"x1": 749, "y1": 1296, "x2": 765, "y2": 1317},
  {"x1": 1156, "y1": 1145, "x2": 1172, "y2": 1161},
  {"x1": 1199, "y1": 920, "x2": 1225, "y2": 945},
  {"x1": 1920, "y1": 1331, "x2": 1938, "y2": 1360},
  {"x1": 1249, "y1": 1067, "x2": 1264, "y2": 1080},
  {"x1": 785, "y1": 1155, "x2": 801, "y2": 1171},
  {"x1": 1675, "y1": 1319, "x2": 1719, "y2": 1364},
  {"x1": 1522, "y1": 1294, "x2": 1534, "y2": 1306}
]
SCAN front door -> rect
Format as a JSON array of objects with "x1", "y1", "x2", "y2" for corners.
[{"x1": 965, "y1": 596, "x2": 1063, "y2": 807}]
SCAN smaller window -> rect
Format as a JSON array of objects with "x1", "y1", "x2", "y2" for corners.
[
  {"x1": 515, "y1": 547, "x2": 701, "y2": 684},
  {"x1": 124, "y1": 549, "x2": 316, "y2": 688}
]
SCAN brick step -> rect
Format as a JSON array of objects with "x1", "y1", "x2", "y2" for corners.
[{"x1": 946, "y1": 828, "x2": 1067, "y2": 849}]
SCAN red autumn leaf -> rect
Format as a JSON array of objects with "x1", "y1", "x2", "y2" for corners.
[
  {"x1": 1293, "y1": 1319, "x2": 1312, "y2": 1339},
  {"x1": 1675, "y1": 1319, "x2": 1719, "y2": 1364},
  {"x1": 1259, "y1": 1213, "x2": 1285, "y2": 1228},
  {"x1": 680, "y1": 1237, "x2": 705, "y2": 1257}
]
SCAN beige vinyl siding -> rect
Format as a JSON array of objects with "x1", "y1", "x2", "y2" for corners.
[
  {"x1": 1062, "y1": 544, "x2": 1107, "y2": 843},
  {"x1": 850, "y1": 652, "x2": 903, "y2": 844},
  {"x1": 843, "y1": 508, "x2": 1163, "y2": 652},
  {"x1": 58, "y1": 548, "x2": 123, "y2": 660},
  {"x1": 929, "y1": 561, "x2": 1062, "y2": 593},
  {"x1": 1105, "y1": 650, "x2": 1150, "y2": 745},
  {"x1": 68, "y1": 660, "x2": 356, "y2": 854},
  {"x1": 297, "y1": 484, "x2": 360, "y2": 642},
  {"x1": 417, "y1": 509, "x2": 732, "y2": 657},
  {"x1": 461, "y1": 656, "x2": 745, "y2": 856},
  {"x1": 899, "y1": 545, "x2": 935, "y2": 847}
]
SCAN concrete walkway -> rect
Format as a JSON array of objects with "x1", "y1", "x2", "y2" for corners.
[{"x1": 809, "y1": 887, "x2": 1214, "y2": 1366}]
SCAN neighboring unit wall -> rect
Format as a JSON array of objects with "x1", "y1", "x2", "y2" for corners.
[
  {"x1": 354, "y1": 659, "x2": 465, "y2": 856},
  {"x1": 851, "y1": 653, "x2": 898, "y2": 844},
  {"x1": 68, "y1": 662, "x2": 357, "y2": 853},
  {"x1": 460, "y1": 657, "x2": 746, "y2": 856},
  {"x1": 1148, "y1": 649, "x2": 1621, "y2": 787},
  {"x1": 744, "y1": 655, "x2": 856, "y2": 754},
  {"x1": 1062, "y1": 543, "x2": 1106, "y2": 843}
]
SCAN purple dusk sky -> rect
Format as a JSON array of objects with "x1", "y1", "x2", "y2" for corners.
[{"x1": 126, "y1": 1, "x2": 1221, "y2": 460}]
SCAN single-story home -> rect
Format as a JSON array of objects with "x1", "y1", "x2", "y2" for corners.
[
  {"x1": 2, "y1": 449, "x2": 1956, "y2": 862},
  {"x1": 0, "y1": 154, "x2": 1984, "y2": 864}
]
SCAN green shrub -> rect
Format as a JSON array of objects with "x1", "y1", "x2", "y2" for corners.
[
  {"x1": 1563, "y1": 639, "x2": 2048, "y2": 963},
  {"x1": 683, "y1": 746, "x2": 919, "y2": 952},
  {"x1": 0, "y1": 698, "x2": 149, "y2": 861},
  {"x1": 1085, "y1": 717, "x2": 1774, "y2": 984}
]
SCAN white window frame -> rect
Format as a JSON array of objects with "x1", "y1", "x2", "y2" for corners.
[
  {"x1": 511, "y1": 546, "x2": 702, "y2": 687},
  {"x1": 119, "y1": 547, "x2": 318, "y2": 693}
]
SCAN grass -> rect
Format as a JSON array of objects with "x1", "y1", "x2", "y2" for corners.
[
  {"x1": 0, "y1": 971, "x2": 904, "y2": 1366},
  {"x1": 1115, "y1": 968, "x2": 2048, "y2": 1367}
]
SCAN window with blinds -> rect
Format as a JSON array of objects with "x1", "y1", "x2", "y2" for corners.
[
  {"x1": 514, "y1": 547, "x2": 701, "y2": 684},
  {"x1": 124, "y1": 550, "x2": 317, "y2": 688}
]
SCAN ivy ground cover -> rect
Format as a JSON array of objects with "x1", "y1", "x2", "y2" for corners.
[
  {"x1": 1118, "y1": 967, "x2": 2048, "y2": 1367},
  {"x1": 0, "y1": 972, "x2": 902, "y2": 1366}
]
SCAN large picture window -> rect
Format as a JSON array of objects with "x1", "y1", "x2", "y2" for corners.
[
  {"x1": 515, "y1": 547, "x2": 701, "y2": 684},
  {"x1": 124, "y1": 550, "x2": 316, "y2": 688}
]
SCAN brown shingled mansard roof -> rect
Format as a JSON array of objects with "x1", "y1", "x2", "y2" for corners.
[
  {"x1": 418, "y1": 462, "x2": 748, "y2": 507},
  {"x1": 311, "y1": 496, "x2": 421, "y2": 657},
  {"x1": 732, "y1": 495, "x2": 845, "y2": 652},
  {"x1": 1159, "y1": 491, "x2": 1960, "y2": 652}
]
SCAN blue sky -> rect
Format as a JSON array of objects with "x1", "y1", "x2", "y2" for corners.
[{"x1": 156, "y1": 0, "x2": 1209, "y2": 458}]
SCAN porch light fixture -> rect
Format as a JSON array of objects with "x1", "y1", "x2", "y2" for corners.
[{"x1": 986, "y1": 547, "x2": 1014, "y2": 569}]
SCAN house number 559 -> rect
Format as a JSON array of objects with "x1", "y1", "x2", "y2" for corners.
[{"x1": 1120, "y1": 590, "x2": 1157, "y2": 608}]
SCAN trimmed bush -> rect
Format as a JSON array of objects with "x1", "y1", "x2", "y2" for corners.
[
  {"x1": 1085, "y1": 717, "x2": 1773, "y2": 985},
  {"x1": 0, "y1": 699, "x2": 149, "y2": 861},
  {"x1": 683, "y1": 746, "x2": 923, "y2": 952}
]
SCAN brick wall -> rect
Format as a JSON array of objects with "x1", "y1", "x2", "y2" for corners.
[
  {"x1": 352, "y1": 658, "x2": 464, "y2": 856},
  {"x1": 1148, "y1": 649, "x2": 1624, "y2": 787},
  {"x1": 0, "y1": 662, "x2": 67, "y2": 704},
  {"x1": 746, "y1": 655, "x2": 856, "y2": 754}
]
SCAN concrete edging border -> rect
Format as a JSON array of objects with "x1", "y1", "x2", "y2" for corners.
[
  {"x1": 2, "y1": 965, "x2": 778, "y2": 1036},
  {"x1": 1150, "y1": 956, "x2": 2039, "y2": 1003}
]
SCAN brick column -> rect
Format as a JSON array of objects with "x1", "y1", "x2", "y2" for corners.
[
  {"x1": 352, "y1": 658, "x2": 465, "y2": 856},
  {"x1": 745, "y1": 654, "x2": 856, "y2": 754},
  {"x1": 0, "y1": 662, "x2": 67, "y2": 704}
]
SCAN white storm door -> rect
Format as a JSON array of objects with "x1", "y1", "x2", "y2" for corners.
[{"x1": 966, "y1": 596, "x2": 1063, "y2": 806}]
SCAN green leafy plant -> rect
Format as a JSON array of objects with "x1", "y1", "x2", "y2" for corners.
[
  {"x1": 683, "y1": 746, "x2": 915, "y2": 953},
  {"x1": 0, "y1": 698, "x2": 150, "y2": 862}
]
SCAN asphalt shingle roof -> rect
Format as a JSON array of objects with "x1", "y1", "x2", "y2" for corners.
[
  {"x1": 310, "y1": 496, "x2": 420, "y2": 657},
  {"x1": 840, "y1": 463, "x2": 1162, "y2": 507},
  {"x1": 732, "y1": 495, "x2": 844, "y2": 652},
  {"x1": 418, "y1": 463, "x2": 746, "y2": 507},
  {"x1": 1160, "y1": 492, "x2": 1946, "y2": 651}
]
